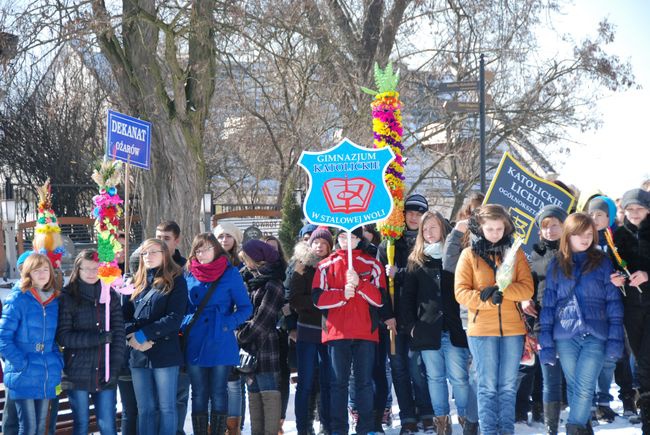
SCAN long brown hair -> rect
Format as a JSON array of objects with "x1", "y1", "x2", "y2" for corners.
[
  {"x1": 67, "y1": 249, "x2": 99, "y2": 301},
  {"x1": 131, "y1": 239, "x2": 182, "y2": 298},
  {"x1": 187, "y1": 233, "x2": 225, "y2": 268},
  {"x1": 474, "y1": 204, "x2": 515, "y2": 236},
  {"x1": 408, "y1": 211, "x2": 448, "y2": 271},
  {"x1": 20, "y1": 253, "x2": 56, "y2": 292},
  {"x1": 456, "y1": 191, "x2": 485, "y2": 221},
  {"x1": 556, "y1": 213, "x2": 603, "y2": 278}
]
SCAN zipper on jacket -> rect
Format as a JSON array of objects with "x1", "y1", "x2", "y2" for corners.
[
  {"x1": 95, "y1": 300, "x2": 101, "y2": 390},
  {"x1": 473, "y1": 310, "x2": 479, "y2": 323},
  {"x1": 498, "y1": 304, "x2": 504, "y2": 337},
  {"x1": 42, "y1": 304, "x2": 48, "y2": 398}
]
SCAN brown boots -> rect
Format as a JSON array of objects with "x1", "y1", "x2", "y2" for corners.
[
  {"x1": 434, "y1": 415, "x2": 452, "y2": 435},
  {"x1": 225, "y1": 416, "x2": 241, "y2": 435}
]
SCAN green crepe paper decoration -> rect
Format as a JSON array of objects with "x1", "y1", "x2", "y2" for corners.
[
  {"x1": 361, "y1": 62, "x2": 400, "y2": 95},
  {"x1": 97, "y1": 237, "x2": 116, "y2": 262}
]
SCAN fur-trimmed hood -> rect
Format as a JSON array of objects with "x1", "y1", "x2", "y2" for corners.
[{"x1": 291, "y1": 241, "x2": 322, "y2": 268}]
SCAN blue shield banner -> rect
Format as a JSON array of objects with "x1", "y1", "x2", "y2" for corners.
[
  {"x1": 298, "y1": 138, "x2": 395, "y2": 232},
  {"x1": 484, "y1": 152, "x2": 575, "y2": 255},
  {"x1": 106, "y1": 110, "x2": 152, "y2": 170}
]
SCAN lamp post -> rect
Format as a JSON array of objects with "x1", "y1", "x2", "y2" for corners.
[
  {"x1": 201, "y1": 192, "x2": 213, "y2": 232},
  {"x1": 1, "y1": 194, "x2": 17, "y2": 279}
]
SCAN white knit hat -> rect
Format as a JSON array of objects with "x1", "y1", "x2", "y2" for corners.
[{"x1": 213, "y1": 222, "x2": 243, "y2": 245}]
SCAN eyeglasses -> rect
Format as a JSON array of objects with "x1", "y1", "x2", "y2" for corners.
[
  {"x1": 140, "y1": 250, "x2": 164, "y2": 257},
  {"x1": 195, "y1": 246, "x2": 214, "y2": 255},
  {"x1": 80, "y1": 268, "x2": 100, "y2": 274}
]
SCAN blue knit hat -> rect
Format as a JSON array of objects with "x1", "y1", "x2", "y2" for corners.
[
  {"x1": 16, "y1": 250, "x2": 34, "y2": 270},
  {"x1": 298, "y1": 224, "x2": 318, "y2": 239},
  {"x1": 242, "y1": 239, "x2": 280, "y2": 263}
]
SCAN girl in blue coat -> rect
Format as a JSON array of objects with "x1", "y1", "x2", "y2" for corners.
[
  {"x1": 183, "y1": 233, "x2": 252, "y2": 434},
  {"x1": 0, "y1": 253, "x2": 63, "y2": 435},
  {"x1": 539, "y1": 213, "x2": 624, "y2": 434}
]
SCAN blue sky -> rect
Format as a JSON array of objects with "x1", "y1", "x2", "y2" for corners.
[{"x1": 548, "y1": 0, "x2": 650, "y2": 198}]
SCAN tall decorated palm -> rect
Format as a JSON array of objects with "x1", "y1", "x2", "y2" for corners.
[{"x1": 362, "y1": 63, "x2": 405, "y2": 353}]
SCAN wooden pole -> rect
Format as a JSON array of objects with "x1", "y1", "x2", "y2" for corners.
[{"x1": 124, "y1": 162, "x2": 130, "y2": 275}]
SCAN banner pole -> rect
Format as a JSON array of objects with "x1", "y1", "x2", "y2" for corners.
[
  {"x1": 347, "y1": 230, "x2": 353, "y2": 271},
  {"x1": 124, "y1": 161, "x2": 130, "y2": 275}
]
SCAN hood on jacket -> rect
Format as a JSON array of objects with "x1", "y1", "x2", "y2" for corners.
[{"x1": 291, "y1": 241, "x2": 322, "y2": 268}]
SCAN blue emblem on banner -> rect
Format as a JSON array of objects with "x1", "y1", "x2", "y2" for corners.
[{"x1": 298, "y1": 138, "x2": 395, "y2": 232}]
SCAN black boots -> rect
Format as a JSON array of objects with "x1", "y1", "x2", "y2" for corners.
[
  {"x1": 543, "y1": 401, "x2": 561, "y2": 435},
  {"x1": 191, "y1": 412, "x2": 209, "y2": 435}
]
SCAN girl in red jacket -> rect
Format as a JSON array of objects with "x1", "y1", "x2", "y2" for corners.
[{"x1": 312, "y1": 227, "x2": 387, "y2": 435}]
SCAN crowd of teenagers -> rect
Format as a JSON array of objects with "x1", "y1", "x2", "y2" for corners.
[{"x1": 0, "y1": 182, "x2": 649, "y2": 435}]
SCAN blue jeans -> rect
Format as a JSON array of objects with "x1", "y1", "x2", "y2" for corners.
[
  {"x1": 227, "y1": 377, "x2": 243, "y2": 416},
  {"x1": 541, "y1": 358, "x2": 564, "y2": 403},
  {"x1": 468, "y1": 335, "x2": 524, "y2": 435},
  {"x1": 67, "y1": 389, "x2": 117, "y2": 435},
  {"x1": 131, "y1": 366, "x2": 180, "y2": 435},
  {"x1": 247, "y1": 372, "x2": 279, "y2": 393},
  {"x1": 3, "y1": 396, "x2": 19, "y2": 435},
  {"x1": 594, "y1": 357, "x2": 616, "y2": 406},
  {"x1": 187, "y1": 364, "x2": 230, "y2": 414},
  {"x1": 388, "y1": 333, "x2": 433, "y2": 424},
  {"x1": 295, "y1": 340, "x2": 331, "y2": 433},
  {"x1": 421, "y1": 332, "x2": 470, "y2": 417},
  {"x1": 176, "y1": 370, "x2": 190, "y2": 434},
  {"x1": 329, "y1": 339, "x2": 375, "y2": 435},
  {"x1": 466, "y1": 354, "x2": 479, "y2": 423},
  {"x1": 14, "y1": 398, "x2": 49, "y2": 435},
  {"x1": 556, "y1": 335, "x2": 605, "y2": 427},
  {"x1": 118, "y1": 378, "x2": 138, "y2": 435}
]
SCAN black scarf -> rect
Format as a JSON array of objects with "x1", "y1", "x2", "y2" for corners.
[
  {"x1": 468, "y1": 213, "x2": 512, "y2": 272},
  {"x1": 246, "y1": 261, "x2": 286, "y2": 291}
]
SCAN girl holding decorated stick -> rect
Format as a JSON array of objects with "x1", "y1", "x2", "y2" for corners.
[
  {"x1": 57, "y1": 249, "x2": 126, "y2": 435},
  {"x1": 454, "y1": 204, "x2": 534, "y2": 435},
  {"x1": 610, "y1": 188, "x2": 650, "y2": 432},
  {"x1": 539, "y1": 213, "x2": 624, "y2": 434}
]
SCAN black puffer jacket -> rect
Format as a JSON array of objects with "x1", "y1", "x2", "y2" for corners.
[
  {"x1": 530, "y1": 239, "x2": 559, "y2": 334},
  {"x1": 401, "y1": 257, "x2": 467, "y2": 351},
  {"x1": 613, "y1": 216, "x2": 650, "y2": 307},
  {"x1": 57, "y1": 281, "x2": 126, "y2": 391}
]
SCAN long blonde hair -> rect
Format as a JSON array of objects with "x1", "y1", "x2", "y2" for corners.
[
  {"x1": 408, "y1": 211, "x2": 448, "y2": 271},
  {"x1": 131, "y1": 239, "x2": 182, "y2": 298}
]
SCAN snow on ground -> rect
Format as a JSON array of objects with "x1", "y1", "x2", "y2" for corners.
[{"x1": 183, "y1": 381, "x2": 642, "y2": 434}]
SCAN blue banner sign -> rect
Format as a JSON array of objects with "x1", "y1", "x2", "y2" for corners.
[
  {"x1": 106, "y1": 110, "x2": 152, "y2": 170},
  {"x1": 484, "y1": 152, "x2": 575, "y2": 255},
  {"x1": 298, "y1": 138, "x2": 395, "y2": 232}
]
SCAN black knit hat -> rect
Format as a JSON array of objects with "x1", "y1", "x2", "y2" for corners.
[
  {"x1": 620, "y1": 188, "x2": 650, "y2": 210},
  {"x1": 404, "y1": 194, "x2": 429, "y2": 213},
  {"x1": 336, "y1": 227, "x2": 364, "y2": 240},
  {"x1": 535, "y1": 205, "x2": 568, "y2": 228}
]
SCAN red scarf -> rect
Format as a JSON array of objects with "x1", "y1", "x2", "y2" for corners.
[{"x1": 190, "y1": 255, "x2": 228, "y2": 283}]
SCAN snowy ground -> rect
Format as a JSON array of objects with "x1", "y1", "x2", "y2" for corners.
[{"x1": 182, "y1": 381, "x2": 643, "y2": 434}]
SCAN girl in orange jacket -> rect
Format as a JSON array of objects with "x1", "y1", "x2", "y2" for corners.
[{"x1": 454, "y1": 204, "x2": 534, "y2": 435}]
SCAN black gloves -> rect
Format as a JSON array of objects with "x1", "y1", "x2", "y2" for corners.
[
  {"x1": 99, "y1": 331, "x2": 113, "y2": 344},
  {"x1": 480, "y1": 286, "x2": 499, "y2": 302},
  {"x1": 492, "y1": 291, "x2": 503, "y2": 305}
]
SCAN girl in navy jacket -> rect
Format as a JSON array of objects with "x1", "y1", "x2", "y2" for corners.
[
  {"x1": 540, "y1": 213, "x2": 624, "y2": 434},
  {"x1": 123, "y1": 238, "x2": 188, "y2": 435},
  {"x1": 0, "y1": 253, "x2": 62, "y2": 435}
]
